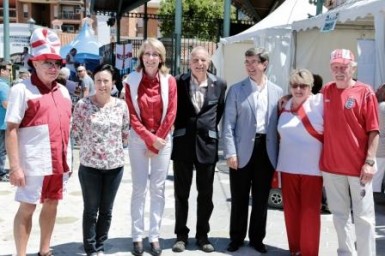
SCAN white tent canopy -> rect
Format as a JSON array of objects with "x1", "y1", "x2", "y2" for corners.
[
  {"x1": 214, "y1": 0, "x2": 385, "y2": 92},
  {"x1": 221, "y1": 0, "x2": 322, "y2": 45},
  {"x1": 292, "y1": 0, "x2": 385, "y2": 89},
  {"x1": 293, "y1": 0, "x2": 384, "y2": 31},
  {"x1": 214, "y1": 0, "x2": 324, "y2": 90}
]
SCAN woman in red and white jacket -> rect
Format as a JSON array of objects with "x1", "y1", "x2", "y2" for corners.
[{"x1": 124, "y1": 38, "x2": 177, "y2": 256}]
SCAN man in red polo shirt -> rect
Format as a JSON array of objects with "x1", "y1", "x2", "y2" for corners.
[{"x1": 321, "y1": 49, "x2": 379, "y2": 256}]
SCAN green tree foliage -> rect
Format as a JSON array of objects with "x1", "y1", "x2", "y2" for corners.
[{"x1": 158, "y1": 0, "x2": 225, "y2": 41}]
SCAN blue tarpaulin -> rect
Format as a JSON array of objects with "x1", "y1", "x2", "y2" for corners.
[{"x1": 60, "y1": 23, "x2": 101, "y2": 71}]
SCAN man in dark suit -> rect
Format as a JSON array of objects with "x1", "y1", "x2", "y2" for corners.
[{"x1": 171, "y1": 46, "x2": 227, "y2": 253}]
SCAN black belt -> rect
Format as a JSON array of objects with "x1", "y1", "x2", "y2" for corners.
[{"x1": 255, "y1": 133, "x2": 266, "y2": 139}]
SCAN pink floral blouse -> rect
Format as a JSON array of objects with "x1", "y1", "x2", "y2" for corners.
[{"x1": 72, "y1": 97, "x2": 130, "y2": 170}]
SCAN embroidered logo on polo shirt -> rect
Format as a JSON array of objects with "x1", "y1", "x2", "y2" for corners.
[{"x1": 345, "y1": 97, "x2": 355, "y2": 109}]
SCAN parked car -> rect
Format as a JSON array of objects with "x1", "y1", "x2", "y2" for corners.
[
  {"x1": 268, "y1": 171, "x2": 283, "y2": 209},
  {"x1": 268, "y1": 171, "x2": 330, "y2": 214}
]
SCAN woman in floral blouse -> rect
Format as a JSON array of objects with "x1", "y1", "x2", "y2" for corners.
[{"x1": 72, "y1": 63, "x2": 130, "y2": 256}]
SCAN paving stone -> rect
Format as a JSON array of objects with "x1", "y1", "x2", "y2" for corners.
[{"x1": 0, "y1": 149, "x2": 384, "y2": 255}]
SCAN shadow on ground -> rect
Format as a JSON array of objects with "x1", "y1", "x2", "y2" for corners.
[{"x1": 0, "y1": 237, "x2": 290, "y2": 256}]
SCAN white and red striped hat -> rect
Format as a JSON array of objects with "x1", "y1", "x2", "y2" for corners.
[{"x1": 29, "y1": 28, "x2": 62, "y2": 62}]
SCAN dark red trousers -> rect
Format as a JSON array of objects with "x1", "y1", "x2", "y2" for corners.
[{"x1": 281, "y1": 172, "x2": 323, "y2": 256}]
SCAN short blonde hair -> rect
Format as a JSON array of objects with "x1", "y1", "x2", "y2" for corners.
[
  {"x1": 289, "y1": 69, "x2": 314, "y2": 88},
  {"x1": 136, "y1": 38, "x2": 169, "y2": 75}
]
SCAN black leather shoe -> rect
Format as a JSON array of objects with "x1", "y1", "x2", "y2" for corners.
[
  {"x1": 150, "y1": 241, "x2": 162, "y2": 256},
  {"x1": 250, "y1": 243, "x2": 267, "y2": 253},
  {"x1": 132, "y1": 241, "x2": 144, "y2": 256},
  {"x1": 227, "y1": 241, "x2": 244, "y2": 252},
  {"x1": 172, "y1": 240, "x2": 187, "y2": 252},
  {"x1": 196, "y1": 238, "x2": 214, "y2": 253}
]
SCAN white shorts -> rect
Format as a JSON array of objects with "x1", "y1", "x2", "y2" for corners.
[{"x1": 15, "y1": 173, "x2": 70, "y2": 204}]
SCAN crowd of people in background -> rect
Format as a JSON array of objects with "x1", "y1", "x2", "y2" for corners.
[{"x1": 1, "y1": 26, "x2": 384, "y2": 256}]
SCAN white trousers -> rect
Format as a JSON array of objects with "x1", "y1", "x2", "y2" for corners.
[
  {"x1": 322, "y1": 172, "x2": 376, "y2": 256},
  {"x1": 128, "y1": 130, "x2": 172, "y2": 243},
  {"x1": 373, "y1": 157, "x2": 385, "y2": 192}
]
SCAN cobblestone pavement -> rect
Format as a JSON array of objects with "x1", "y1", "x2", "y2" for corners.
[{"x1": 0, "y1": 149, "x2": 384, "y2": 256}]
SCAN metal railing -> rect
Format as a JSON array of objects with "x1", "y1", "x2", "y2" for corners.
[
  {"x1": 100, "y1": 36, "x2": 217, "y2": 76},
  {"x1": 57, "y1": 11, "x2": 81, "y2": 20}
]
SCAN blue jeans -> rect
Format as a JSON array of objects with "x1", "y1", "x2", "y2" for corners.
[
  {"x1": 78, "y1": 164, "x2": 124, "y2": 254},
  {"x1": 0, "y1": 130, "x2": 6, "y2": 176}
]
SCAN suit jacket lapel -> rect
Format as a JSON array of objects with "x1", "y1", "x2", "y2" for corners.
[
  {"x1": 266, "y1": 81, "x2": 274, "y2": 119},
  {"x1": 242, "y1": 79, "x2": 257, "y2": 121},
  {"x1": 199, "y1": 77, "x2": 213, "y2": 112},
  {"x1": 181, "y1": 73, "x2": 197, "y2": 113}
]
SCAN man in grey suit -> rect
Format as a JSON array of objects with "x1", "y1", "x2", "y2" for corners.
[{"x1": 222, "y1": 47, "x2": 283, "y2": 253}]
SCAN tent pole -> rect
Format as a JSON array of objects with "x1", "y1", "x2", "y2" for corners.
[
  {"x1": 223, "y1": 0, "x2": 231, "y2": 37},
  {"x1": 174, "y1": 0, "x2": 182, "y2": 75},
  {"x1": 293, "y1": 30, "x2": 297, "y2": 69},
  {"x1": 116, "y1": 15, "x2": 121, "y2": 43},
  {"x1": 117, "y1": 0, "x2": 123, "y2": 43},
  {"x1": 316, "y1": 0, "x2": 324, "y2": 15},
  {"x1": 3, "y1": 0, "x2": 10, "y2": 61},
  {"x1": 144, "y1": 3, "x2": 148, "y2": 40}
]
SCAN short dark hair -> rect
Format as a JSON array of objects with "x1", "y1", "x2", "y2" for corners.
[
  {"x1": 312, "y1": 74, "x2": 323, "y2": 94},
  {"x1": 245, "y1": 47, "x2": 269, "y2": 63},
  {"x1": 92, "y1": 63, "x2": 118, "y2": 81},
  {"x1": 376, "y1": 84, "x2": 385, "y2": 102}
]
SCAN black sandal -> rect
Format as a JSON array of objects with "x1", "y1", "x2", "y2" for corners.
[{"x1": 37, "y1": 251, "x2": 53, "y2": 256}]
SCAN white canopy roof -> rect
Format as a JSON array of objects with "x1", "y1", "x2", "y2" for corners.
[
  {"x1": 292, "y1": 0, "x2": 385, "y2": 89},
  {"x1": 215, "y1": 0, "x2": 385, "y2": 90},
  {"x1": 221, "y1": 0, "x2": 324, "y2": 45},
  {"x1": 292, "y1": 0, "x2": 385, "y2": 31}
]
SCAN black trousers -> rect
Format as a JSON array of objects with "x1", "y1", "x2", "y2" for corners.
[
  {"x1": 229, "y1": 135, "x2": 274, "y2": 245},
  {"x1": 78, "y1": 165, "x2": 124, "y2": 254},
  {"x1": 173, "y1": 160, "x2": 215, "y2": 240}
]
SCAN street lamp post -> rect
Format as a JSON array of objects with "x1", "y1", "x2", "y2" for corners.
[
  {"x1": 27, "y1": 18, "x2": 36, "y2": 36},
  {"x1": 3, "y1": 0, "x2": 10, "y2": 61},
  {"x1": 27, "y1": 18, "x2": 36, "y2": 54}
]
